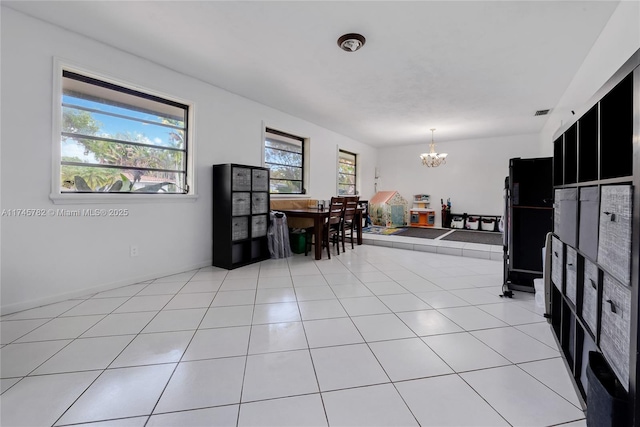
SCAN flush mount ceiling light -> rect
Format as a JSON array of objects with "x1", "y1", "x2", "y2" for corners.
[
  {"x1": 337, "y1": 33, "x2": 366, "y2": 52},
  {"x1": 420, "y1": 128, "x2": 448, "y2": 167}
]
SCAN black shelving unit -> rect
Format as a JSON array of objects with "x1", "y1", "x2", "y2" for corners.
[
  {"x1": 503, "y1": 157, "x2": 553, "y2": 292},
  {"x1": 212, "y1": 163, "x2": 271, "y2": 269},
  {"x1": 549, "y1": 49, "x2": 639, "y2": 426},
  {"x1": 445, "y1": 213, "x2": 501, "y2": 232}
]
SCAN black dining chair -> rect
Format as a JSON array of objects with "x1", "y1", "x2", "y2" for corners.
[
  {"x1": 304, "y1": 198, "x2": 343, "y2": 257},
  {"x1": 322, "y1": 197, "x2": 345, "y2": 259},
  {"x1": 340, "y1": 196, "x2": 360, "y2": 251}
]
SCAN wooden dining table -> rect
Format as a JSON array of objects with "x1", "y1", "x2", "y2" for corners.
[{"x1": 277, "y1": 207, "x2": 363, "y2": 260}]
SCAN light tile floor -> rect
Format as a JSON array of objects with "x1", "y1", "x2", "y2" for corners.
[{"x1": 0, "y1": 245, "x2": 586, "y2": 426}]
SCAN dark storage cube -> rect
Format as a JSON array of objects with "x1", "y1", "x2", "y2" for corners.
[
  {"x1": 579, "y1": 187, "x2": 599, "y2": 262},
  {"x1": 597, "y1": 185, "x2": 633, "y2": 285},
  {"x1": 232, "y1": 167, "x2": 251, "y2": 191},
  {"x1": 511, "y1": 208, "x2": 552, "y2": 273},
  {"x1": 564, "y1": 124, "x2": 577, "y2": 185},
  {"x1": 578, "y1": 106, "x2": 598, "y2": 183},
  {"x1": 553, "y1": 136, "x2": 564, "y2": 186},
  {"x1": 232, "y1": 192, "x2": 251, "y2": 216},
  {"x1": 586, "y1": 352, "x2": 628, "y2": 427},
  {"x1": 582, "y1": 259, "x2": 598, "y2": 336},
  {"x1": 551, "y1": 285, "x2": 562, "y2": 340},
  {"x1": 600, "y1": 73, "x2": 634, "y2": 180},
  {"x1": 232, "y1": 217, "x2": 249, "y2": 241},
  {"x1": 551, "y1": 237, "x2": 564, "y2": 291},
  {"x1": 252, "y1": 169, "x2": 269, "y2": 191},
  {"x1": 600, "y1": 274, "x2": 631, "y2": 389},
  {"x1": 511, "y1": 157, "x2": 553, "y2": 207},
  {"x1": 580, "y1": 334, "x2": 598, "y2": 398},
  {"x1": 252, "y1": 215, "x2": 268, "y2": 238},
  {"x1": 554, "y1": 188, "x2": 577, "y2": 247},
  {"x1": 231, "y1": 243, "x2": 247, "y2": 264},
  {"x1": 564, "y1": 310, "x2": 576, "y2": 365},
  {"x1": 565, "y1": 246, "x2": 577, "y2": 306},
  {"x1": 251, "y1": 192, "x2": 269, "y2": 214}
]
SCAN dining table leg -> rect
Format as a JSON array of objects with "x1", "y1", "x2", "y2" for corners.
[{"x1": 314, "y1": 216, "x2": 324, "y2": 260}]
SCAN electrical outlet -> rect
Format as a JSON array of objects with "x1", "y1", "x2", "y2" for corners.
[{"x1": 130, "y1": 245, "x2": 139, "y2": 257}]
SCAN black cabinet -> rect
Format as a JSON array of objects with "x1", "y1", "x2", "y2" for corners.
[
  {"x1": 503, "y1": 157, "x2": 553, "y2": 291},
  {"x1": 549, "y1": 49, "x2": 639, "y2": 425},
  {"x1": 212, "y1": 164, "x2": 270, "y2": 269}
]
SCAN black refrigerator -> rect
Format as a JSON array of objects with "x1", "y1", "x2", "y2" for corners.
[{"x1": 503, "y1": 157, "x2": 553, "y2": 292}]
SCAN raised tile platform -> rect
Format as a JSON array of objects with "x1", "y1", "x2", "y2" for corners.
[{"x1": 362, "y1": 229, "x2": 503, "y2": 261}]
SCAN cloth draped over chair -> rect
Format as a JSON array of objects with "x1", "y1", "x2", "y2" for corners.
[{"x1": 268, "y1": 211, "x2": 291, "y2": 258}]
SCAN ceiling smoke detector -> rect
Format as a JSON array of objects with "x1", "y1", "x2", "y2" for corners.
[{"x1": 337, "y1": 33, "x2": 366, "y2": 52}]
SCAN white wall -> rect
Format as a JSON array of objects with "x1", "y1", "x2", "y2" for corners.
[
  {"x1": 539, "y1": 0, "x2": 640, "y2": 152},
  {"x1": 0, "y1": 8, "x2": 377, "y2": 314},
  {"x1": 376, "y1": 133, "x2": 543, "y2": 225}
]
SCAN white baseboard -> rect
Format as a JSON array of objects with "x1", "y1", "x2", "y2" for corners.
[{"x1": 0, "y1": 260, "x2": 213, "y2": 316}]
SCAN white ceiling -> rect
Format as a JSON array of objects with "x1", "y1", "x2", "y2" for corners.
[{"x1": 4, "y1": 1, "x2": 620, "y2": 147}]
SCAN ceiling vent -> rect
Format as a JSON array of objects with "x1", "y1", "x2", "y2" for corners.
[{"x1": 534, "y1": 109, "x2": 551, "y2": 116}]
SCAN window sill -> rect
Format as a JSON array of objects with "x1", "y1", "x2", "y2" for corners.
[{"x1": 49, "y1": 193, "x2": 199, "y2": 205}]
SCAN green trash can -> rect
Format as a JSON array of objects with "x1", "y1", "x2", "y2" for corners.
[{"x1": 289, "y1": 229, "x2": 306, "y2": 254}]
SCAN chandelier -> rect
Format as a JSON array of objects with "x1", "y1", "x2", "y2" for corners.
[{"x1": 420, "y1": 128, "x2": 448, "y2": 167}]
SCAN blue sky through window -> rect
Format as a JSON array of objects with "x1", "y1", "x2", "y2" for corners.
[{"x1": 61, "y1": 94, "x2": 185, "y2": 162}]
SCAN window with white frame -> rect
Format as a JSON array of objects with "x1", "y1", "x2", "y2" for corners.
[
  {"x1": 59, "y1": 69, "x2": 190, "y2": 194},
  {"x1": 338, "y1": 150, "x2": 357, "y2": 195},
  {"x1": 264, "y1": 128, "x2": 305, "y2": 194}
]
